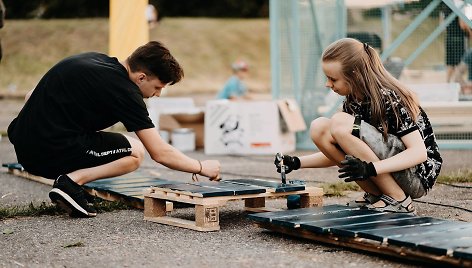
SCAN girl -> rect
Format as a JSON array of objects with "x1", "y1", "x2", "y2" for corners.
[{"x1": 275, "y1": 38, "x2": 442, "y2": 213}]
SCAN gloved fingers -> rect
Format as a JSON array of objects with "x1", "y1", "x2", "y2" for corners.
[
  {"x1": 338, "y1": 172, "x2": 353, "y2": 179},
  {"x1": 344, "y1": 177, "x2": 357, "y2": 183},
  {"x1": 338, "y1": 166, "x2": 356, "y2": 173}
]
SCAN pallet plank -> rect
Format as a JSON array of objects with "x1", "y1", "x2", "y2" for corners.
[
  {"x1": 271, "y1": 209, "x2": 386, "y2": 228},
  {"x1": 224, "y1": 179, "x2": 305, "y2": 192},
  {"x1": 328, "y1": 216, "x2": 438, "y2": 237},
  {"x1": 387, "y1": 227, "x2": 472, "y2": 248},
  {"x1": 154, "y1": 183, "x2": 236, "y2": 197},
  {"x1": 418, "y1": 237, "x2": 472, "y2": 256},
  {"x1": 196, "y1": 181, "x2": 267, "y2": 195},
  {"x1": 247, "y1": 205, "x2": 354, "y2": 223},
  {"x1": 357, "y1": 220, "x2": 462, "y2": 241},
  {"x1": 453, "y1": 247, "x2": 472, "y2": 260},
  {"x1": 299, "y1": 213, "x2": 415, "y2": 234}
]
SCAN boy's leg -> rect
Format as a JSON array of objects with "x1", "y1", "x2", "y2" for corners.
[
  {"x1": 329, "y1": 112, "x2": 407, "y2": 202},
  {"x1": 310, "y1": 117, "x2": 382, "y2": 196},
  {"x1": 68, "y1": 134, "x2": 144, "y2": 185},
  {"x1": 49, "y1": 132, "x2": 145, "y2": 217}
]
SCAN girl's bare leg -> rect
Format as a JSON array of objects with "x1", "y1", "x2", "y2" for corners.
[
  {"x1": 310, "y1": 117, "x2": 382, "y2": 196},
  {"x1": 329, "y1": 112, "x2": 407, "y2": 202}
]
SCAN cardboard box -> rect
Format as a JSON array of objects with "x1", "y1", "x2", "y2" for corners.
[
  {"x1": 147, "y1": 98, "x2": 205, "y2": 148},
  {"x1": 204, "y1": 99, "x2": 306, "y2": 155},
  {"x1": 159, "y1": 113, "x2": 204, "y2": 148}
]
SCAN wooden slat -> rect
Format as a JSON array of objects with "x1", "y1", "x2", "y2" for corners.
[
  {"x1": 453, "y1": 247, "x2": 472, "y2": 260},
  {"x1": 272, "y1": 209, "x2": 387, "y2": 228},
  {"x1": 328, "y1": 216, "x2": 438, "y2": 237},
  {"x1": 357, "y1": 220, "x2": 460, "y2": 242},
  {"x1": 247, "y1": 205, "x2": 353, "y2": 223},
  {"x1": 224, "y1": 179, "x2": 306, "y2": 192},
  {"x1": 387, "y1": 227, "x2": 472, "y2": 248},
  {"x1": 418, "y1": 237, "x2": 472, "y2": 256}
]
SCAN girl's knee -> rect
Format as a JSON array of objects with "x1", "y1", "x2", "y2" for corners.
[
  {"x1": 330, "y1": 112, "x2": 355, "y2": 139},
  {"x1": 310, "y1": 117, "x2": 331, "y2": 141}
]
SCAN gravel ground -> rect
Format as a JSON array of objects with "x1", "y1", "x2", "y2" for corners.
[{"x1": 1, "y1": 99, "x2": 471, "y2": 267}]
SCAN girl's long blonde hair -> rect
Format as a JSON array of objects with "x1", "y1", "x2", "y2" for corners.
[{"x1": 322, "y1": 38, "x2": 420, "y2": 139}]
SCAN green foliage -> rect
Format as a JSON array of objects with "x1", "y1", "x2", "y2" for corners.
[
  {"x1": 3, "y1": 0, "x2": 268, "y2": 19},
  {"x1": 0, "y1": 200, "x2": 133, "y2": 220},
  {"x1": 322, "y1": 182, "x2": 361, "y2": 197}
]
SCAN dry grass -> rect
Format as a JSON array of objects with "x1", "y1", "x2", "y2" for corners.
[
  {"x1": 0, "y1": 18, "x2": 270, "y2": 95},
  {"x1": 0, "y1": 16, "x2": 450, "y2": 96}
]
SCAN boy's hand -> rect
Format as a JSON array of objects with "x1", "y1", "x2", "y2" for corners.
[
  {"x1": 273, "y1": 154, "x2": 301, "y2": 174},
  {"x1": 200, "y1": 160, "x2": 221, "y2": 181},
  {"x1": 338, "y1": 155, "x2": 377, "y2": 182}
]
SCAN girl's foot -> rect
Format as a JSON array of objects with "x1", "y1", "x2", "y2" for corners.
[
  {"x1": 346, "y1": 192, "x2": 381, "y2": 208},
  {"x1": 366, "y1": 194, "x2": 416, "y2": 214}
]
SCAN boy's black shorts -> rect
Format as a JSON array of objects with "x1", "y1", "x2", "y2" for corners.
[{"x1": 16, "y1": 131, "x2": 132, "y2": 180}]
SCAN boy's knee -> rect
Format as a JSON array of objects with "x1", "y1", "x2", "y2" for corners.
[
  {"x1": 330, "y1": 112, "x2": 354, "y2": 139},
  {"x1": 310, "y1": 117, "x2": 331, "y2": 141},
  {"x1": 125, "y1": 136, "x2": 145, "y2": 164}
]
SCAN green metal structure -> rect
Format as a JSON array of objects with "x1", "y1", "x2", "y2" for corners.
[{"x1": 270, "y1": 0, "x2": 472, "y2": 150}]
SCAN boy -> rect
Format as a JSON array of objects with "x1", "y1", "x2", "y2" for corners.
[{"x1": 8, "y1": 41, "x2": 220, "y2": 217}]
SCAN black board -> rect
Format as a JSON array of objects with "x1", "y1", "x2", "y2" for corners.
[
  {"x1": 224, "y1": 179, "x2": 305, "y2": 192},
  {"x1": 357, "y1": 220, "x2": 461, "y2": 241},
  {"x1": 247, "y1": 205, "x2": 356, "y2": 223},
  {"x1": 453, "y1": 247, "x2": 472, "y2": 260},
  {"x1": 271, "y1": 209, "x2": 387, "y2": 228}
]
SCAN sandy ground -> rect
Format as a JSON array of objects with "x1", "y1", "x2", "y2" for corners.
[{"x1": 0, "y1": 98, "x2": 471, "y2": 267}]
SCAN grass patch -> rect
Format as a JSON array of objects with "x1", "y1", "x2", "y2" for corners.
[
  {"x1": 0, "y1": 199, "x2": 134, "y2": 220},
  {"x1": 437, "y1": 170, "x2": 472, "y2": 184},
  {"x1": 322, "y1": 182, "x2": 361, "y2": 197}
]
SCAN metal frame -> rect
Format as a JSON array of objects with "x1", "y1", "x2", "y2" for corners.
[{"x1": 270, "y1": 0, "x2": 472, "y2": 150}]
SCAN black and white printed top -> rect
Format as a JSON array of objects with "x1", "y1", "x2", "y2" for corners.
[{"x1": 342, "y1": 88, "x2": 443, "y2": 191}]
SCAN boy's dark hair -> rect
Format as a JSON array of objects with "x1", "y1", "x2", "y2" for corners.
[{"x1": 128, "y1": 41, "x2": 184, "y2": 85}]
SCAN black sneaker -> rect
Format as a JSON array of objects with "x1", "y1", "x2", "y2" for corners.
[{"x1": 49, "y1": 175, "x2": 97, "y2": 217}]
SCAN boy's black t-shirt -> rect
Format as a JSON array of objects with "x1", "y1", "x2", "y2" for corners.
[{"x1": 8, "y1": 52, "x2": 154, "y2": 156}]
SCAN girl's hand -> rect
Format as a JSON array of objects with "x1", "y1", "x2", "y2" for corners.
[{"x1": 338, "y1": 155, "x2": 377, "y2": 182}]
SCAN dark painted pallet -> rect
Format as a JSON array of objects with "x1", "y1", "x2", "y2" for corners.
[
  {"x1": 224, "y1": 179, "x2": 305, "y2": 192},
  {"x1": 248, "y1": 205, "x2": 356, "y2": 223},
  {"x1": 248, "y1": 205, "x2": 472, "y2": 265},
  {"x1": 357, "y1": 220, "x2": 463, "y2": 241},
  {"x1": 272, "y1": 209, "x2": 388, "y2": 229},
  {"x1": 328, "y1": 216, "x2": 441, "y2": 237},
  {"x1": 387, "y1": 227, "x2": 472, "y2": 248}
]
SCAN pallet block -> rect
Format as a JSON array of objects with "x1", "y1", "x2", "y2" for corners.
[{"x1": 143, "y1": 180, "x2": 323, "y2": 232}]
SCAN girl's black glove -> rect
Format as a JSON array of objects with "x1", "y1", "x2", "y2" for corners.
[
  {"x1": 338, "y1": 155, "x2": 377, "y2": 182},
  {"x1": 274, "y1": 155, "x2": 301, "y2": 174}
]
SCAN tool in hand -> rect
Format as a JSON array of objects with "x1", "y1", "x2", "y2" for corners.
[{"x1": 276, "y1": 152, "x2": 287, "y2": 185}]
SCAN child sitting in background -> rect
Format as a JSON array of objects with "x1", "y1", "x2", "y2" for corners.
[{"x1": 217, "y1": 60, "x2": 250, "y2": 100}]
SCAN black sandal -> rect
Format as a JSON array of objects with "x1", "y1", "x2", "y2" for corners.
[
  {"x1": 346, "y1": 192, "x2": 381, "y2": 208},
  {"x1": 366, "y1": 194, "x2": 416, "y2": 214}
]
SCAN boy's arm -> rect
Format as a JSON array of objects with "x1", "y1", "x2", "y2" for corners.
[{"x1": 135, "y1": 128, "x2": 220, "y2": 180}]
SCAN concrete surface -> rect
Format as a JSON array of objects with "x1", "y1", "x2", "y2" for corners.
[{"x1": 0, "y1": 98, "x2": 471, "y2": 267}]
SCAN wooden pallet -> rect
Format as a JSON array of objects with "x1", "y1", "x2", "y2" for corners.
[
  {"x1": 2, "y1": 163, "x2": 174, "y2": 211},
  {"x1": 248, "y1": 205, "x2": 472, "y2": 267},
  {"x1": 143, "y1": 178, "x2": 323, "y2": 232}
]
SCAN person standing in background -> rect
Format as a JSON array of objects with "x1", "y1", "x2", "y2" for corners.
[
  {"x1": 0, "y1": 0, "x2": 5, "y2": 63},
  {"x1": 443, "y1": 0, "x2": 469, "y2": 82}
]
